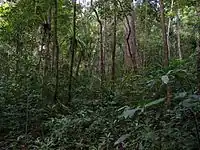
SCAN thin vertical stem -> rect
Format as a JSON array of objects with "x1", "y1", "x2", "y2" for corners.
[
  {"x1": 167, "y1": 0, "x2": 174, "y2": 59},
  {"x1": 68, "y1": 0, "x2": 77, "y2": 103},
  {"x1": 159, "y1": 0, "x2": 171, "y2": 106},
  {"x1": 196, "y1": 1, "x2": 200, "y2": 94},
  {"x1": 53, "y1": 0, "x2": 60, "y2": 103},
  {"x1": 176, "y1": 9, "x2": 182, "y2": 60},
  {"x1": 112, "y1": 0, "x2": 117, "y2": 83},
  {"x1": 159, "y1": 0, "x2": 169, "y2": 67}
]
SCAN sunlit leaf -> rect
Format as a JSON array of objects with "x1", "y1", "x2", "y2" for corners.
[
  {"x1": 114, "y1": 134, "x2": 130, "y2": 146},
  {"x1": 161, "y1": 75, "x2": 169, "y2": 84},
  {"x1": 145, "y1": 98, "x2": 165, "y2": 108},
  {"x1": 119, "y1": 107, "x2": 141, "y2": 119}
]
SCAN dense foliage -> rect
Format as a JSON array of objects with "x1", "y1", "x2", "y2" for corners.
[{"x1": 0, "y1": 0, "x2": 200, "y2": 149}]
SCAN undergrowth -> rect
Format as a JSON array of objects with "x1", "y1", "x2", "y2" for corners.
[{"x1": 1, "y1": 57, "x2": 200, "y2": 150}]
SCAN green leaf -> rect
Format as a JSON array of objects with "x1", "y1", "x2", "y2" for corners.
[
  {"x1": 174, "y1": 92, "x2": 187, "y2": 99},
  {"x1": 114, "y1": 134, "x2": 130, "y2": 146},
  {"x1": 145, "y1": 98, "x2": 165, "y2": 108},
  {"x1": 119, "y1": 107, "x2": 141, "y2": 119},
  {"x1": 181, "y1": 98, "x2": 199, "y2": 108}
]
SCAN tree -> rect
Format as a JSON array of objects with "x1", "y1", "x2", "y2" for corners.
[
  {"x1": 53, "y1": 0, "x2": 60, "y2": 103},
  {"x1": 124, "y1": 0, "x2": 138, "y2": 71},
  {"x1": 159, "y1": 0, "x2": 172, "y2": 105},
  {"x1": 92, "y1": 1, "x2": 105, "y2": 83},
  {"x1": 68, "y1": 0, "x2": 77, "y2": 103},
  {"x1": 111, "y1": 0, "x2": 117, "y2": 83},
  {"x1": 176, "y1": 3, "x2": 182, "y2": 60},
  {"x1": 167, "y1": 0, "x2": 173, "y2": 59},
  {"x1": 196, "y1": 1, "x2": 200, "y2": 94}
]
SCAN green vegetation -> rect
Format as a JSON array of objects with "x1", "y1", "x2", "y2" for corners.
[{"x1": 0, "y1": 0, "x2": 200, "y2": 149}]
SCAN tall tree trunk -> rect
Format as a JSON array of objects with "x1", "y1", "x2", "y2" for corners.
[
  {"x1": 53, "y1": 0, "x2": 60, "y2": 103},
  {"x1": 176, "y1": 9, "x2": 182, "y2": 60},
  {"x1": 51, "y1": 4, "x2": 55, "y2": 72},
  {"x1": 117, "y1": 0, "x2": 134, "y2": 69},
  {"x1": 52, "y1": 40, "x2": 55, "y2": 72},
  {"x1": 100, "y1": 18, "x2": 105, "y2": 82},
  {"x1": 124, "y1": 17, "x2": 134, "y2": 68},
  {"x1": 103, "y1": 4, "x2": 107, "y2": 75},
  {"x1": 68, "y1": 0, "x2": 77, "y2": 103},
  {"x1": 130, "y1": 3, "x2": 139, "y2": 70},
  {"x1": 160, "y1": 0, "x2": 169, "y2": 67},
  {"x1": 167, "y1": 0, "x2": 174, "y2": 59},
  {"x1": 44, "y1": 8, "x2": 52, "y2": 76},
  {"x1": 42, "y1": 8, "x2": 52, "y2": 100},
  {"x1": 117, "y1": 0, "x2": 136, "y2": 70},
  {"x1": 159, "y1": 0, "x2": 171, "y2": 105},
  {"x1": 142, "y1": 1, "x2": 148, "y2": 68},
  {"x1": 196, "y1": 2, "x2": 200, "y2": 94},
  {"x1": 124, "y1": 1, "x2": 138, "y2": 71},
  {"x1": 112, "y1": 0, "x2": 117, "y2": 83},
  {"x1": 92, "y1": 3, "x2": 105, "y2": 83},
  {"x1": 197, "y1": 34, "x2": 200, "y2": 94}
]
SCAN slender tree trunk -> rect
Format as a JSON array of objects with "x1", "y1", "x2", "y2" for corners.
[
  {"x1": 167, "y1": 0, "x2": 174, "y2": 59},
  {"x1": 117, "y1": 0, "x2": 135, "y2": 70},
  {"x1": 44, "y1": 8, "x2": 52, "y2": 75},
  {"x1": 112, "y1": 0, "x2": 117, "y2": 83},
  {"x1": 197, "y1": 35, "x2": 200, "y2": 94},
  {"x1": 42, "y1": 8, "x2": 52, "y2": 100},
  {"x1": 100, "y1": 22, "x2": 105, "y2": 82},
  {"x1": 52, "y1": 42, "x2": 55, "y2": 72},
  {"x1": 51, "y1": 5, "x2": 55, "y2": 72},
  {"x1": 53, "y1": 0, "x2": 60, "y2": 103},
  {"x1": 196, "y1": 2, "x2": 200, "y2": 94},
  {"x1": 159, "y1": 0, "x2": 171, "y2": 106},
  {"x1": 160, "y1": 0, "x2": 169, "y2": 67},
  {"x1": 124, "y1": 17, "x2": 135, "y2": 67},
  {"x1": 68, "y1": 0, "x2": 77, "y2": 103},
  {"x1": 176, "y1": 9, "x2": 182, "y2": 60},
  {"x1": 40, "y1": 22, "x2": 46, "y2": 99},
  {"x1": 103, "y1": 5, "x2": 107, "y2": 74},
  {"x1": 142, "y1": 1, "x2": 148, "y2": 68},
  {"x1": 92, "y1": 4, "x2": 105, "y2": 83},
  {"x1": 124, "y1": 1, "x2": 138, "y2": 71},
  {"x1": 130, "y1": 4, "x2": 139, "y2": 70}
]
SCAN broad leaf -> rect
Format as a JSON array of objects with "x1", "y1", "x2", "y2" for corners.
[
  {"x1": 114, "y1": 134, "x2": 130, "y2": 146},
  {"x1": 119, "y1": 107, "x2": 140, "y2": 119},
  {"x1": 182, "y1": 98, "x2": 199, "y2": 108},
  {"x1": 174, "y1": 92, "x2": 187, "y2": 99},
  {"x1": 161, "y1": 75, "x2": 169, "y2": 84},
  {"x1": 145, "y1": 98, "x2": 165, "y2": 108}
]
